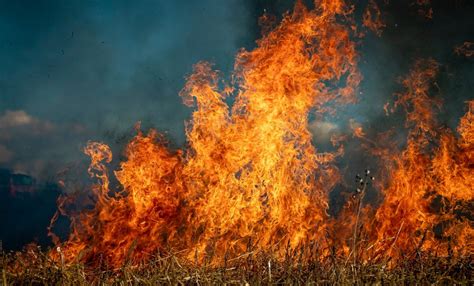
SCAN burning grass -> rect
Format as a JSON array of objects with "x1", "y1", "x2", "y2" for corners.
[
  {"x1": 2, "y1": 245, "x2": 473, "y2": 285},
  {"x1": 3, "y1": 0, "x2": 473, "y2": 283}
]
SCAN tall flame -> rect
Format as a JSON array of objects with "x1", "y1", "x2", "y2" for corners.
[
  {"x1": 48, "y1": 1, "x2": 473, "y2": 269},
  {"x1": 51, "y1": 0, "x2": 361, "y2": 267},
  {"x1": 369, "y1": 59, "x2": 473, "y2": 263}
]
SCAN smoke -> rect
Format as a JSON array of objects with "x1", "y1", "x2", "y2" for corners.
[
  {"x1": 352, "y1": 0, "x2": 474, "y2": 132},
  {"x1": 0, "y1": 145, "x2": 13, "y2": 163},
  {"x1": 0, "y1": 0, "x2": 255, "y2": 179},
  {"x1": 0, "y1": 0, "x2": 473, "y2": 251},
  {"x1": 309, "y1": 121, "x2": 339, "y2": 141},
  {"x1": 3, "y1": 1, "x2": 470, "y2": 180}
]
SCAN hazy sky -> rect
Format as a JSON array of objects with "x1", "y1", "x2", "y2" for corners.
[
  {"x1": 0, "y1": 0, "x2": 473, "y2": 179},
  {"x1": 0, "y1": 0, "x2": 473, "y2": 251},
  {"x1": 0, "y1": 0, "x2": 261, "y2": 177}
]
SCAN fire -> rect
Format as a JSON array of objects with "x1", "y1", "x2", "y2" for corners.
[
  {"x1": 369, "y1": 59, "x2": 473, "y2": 263},
  {"x1": 349, "y1": 119, "x2": 366, "y2": 138},
  {"x1": 454, "y1": 42, "x2": 474, "y2": 58},
  {"x1": 50, "y1": 0, "x2": 361, "y2": 267},
  {"x1": 362, "y1": 0, "x2": 385, "y2": 36},
  {"x1": 412, "y1": 0, "x2": 433, "y2": 19},
  {"x1": 47, "y1": 0, "x2": 473, "y2": 269}
]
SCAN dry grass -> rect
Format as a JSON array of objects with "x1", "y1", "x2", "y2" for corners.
[{"x1": 2, "y1": 245, "x2": 472, "y2": 285}]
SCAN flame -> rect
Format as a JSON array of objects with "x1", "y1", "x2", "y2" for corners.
[
  {"x1": 454, "y1": 42, "x2": 474, "y2": 58},
  {"x1": 412, "y1": 0, "x2": 433, "y2": 19},
  {"x1": 369, "y1": 59, "x2": 473, "y2": 263},
  {"x1": 50, "y1": 0, "x2": 361, "y2": 267},
  {"x1": 362, "y1": 0, "x2": 385, "y2": 36},
  {"x1": 349, "y1": 119, "x2": 366, "y2": 138},
  {"x1": 47, "y1": 1, "x2": 473, "y2": 269}
]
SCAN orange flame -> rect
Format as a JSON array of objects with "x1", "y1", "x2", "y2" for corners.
[
  {"x1": 50, "y1": 0, "x2": 361, "y2": 267},
  {"x1": 363, "y1": 0, "x2": 385, "y2": 36},
  {"x1": 369, "y1": 59, "x2": 473, "y2": 263},
  {"x1": 349, "y1": 119, "x2": 366, "y2": 138},
  {"x1": 47, "y1": 1, "x2": 473, "y2": 269}
]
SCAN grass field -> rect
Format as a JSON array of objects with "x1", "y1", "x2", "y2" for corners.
[{"x1": 2, "y1": 246, "x2": 472, "y2": 285}]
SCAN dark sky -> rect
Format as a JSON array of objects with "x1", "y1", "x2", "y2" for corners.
[
  {"x1": 0, "y1": 0, "x2": 473, "y2": 180},
  {"x1": 0, "y1": 0, "x2": 261, "y2": 178}
]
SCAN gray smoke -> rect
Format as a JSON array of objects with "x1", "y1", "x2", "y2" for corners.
[{"x1": 0, "y1": 0, "x2": 258, "y2": 178}]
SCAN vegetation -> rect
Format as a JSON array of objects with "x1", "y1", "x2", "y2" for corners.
[{"x1": 2, "y1": 246, "x2": 472, "y2": 285}]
